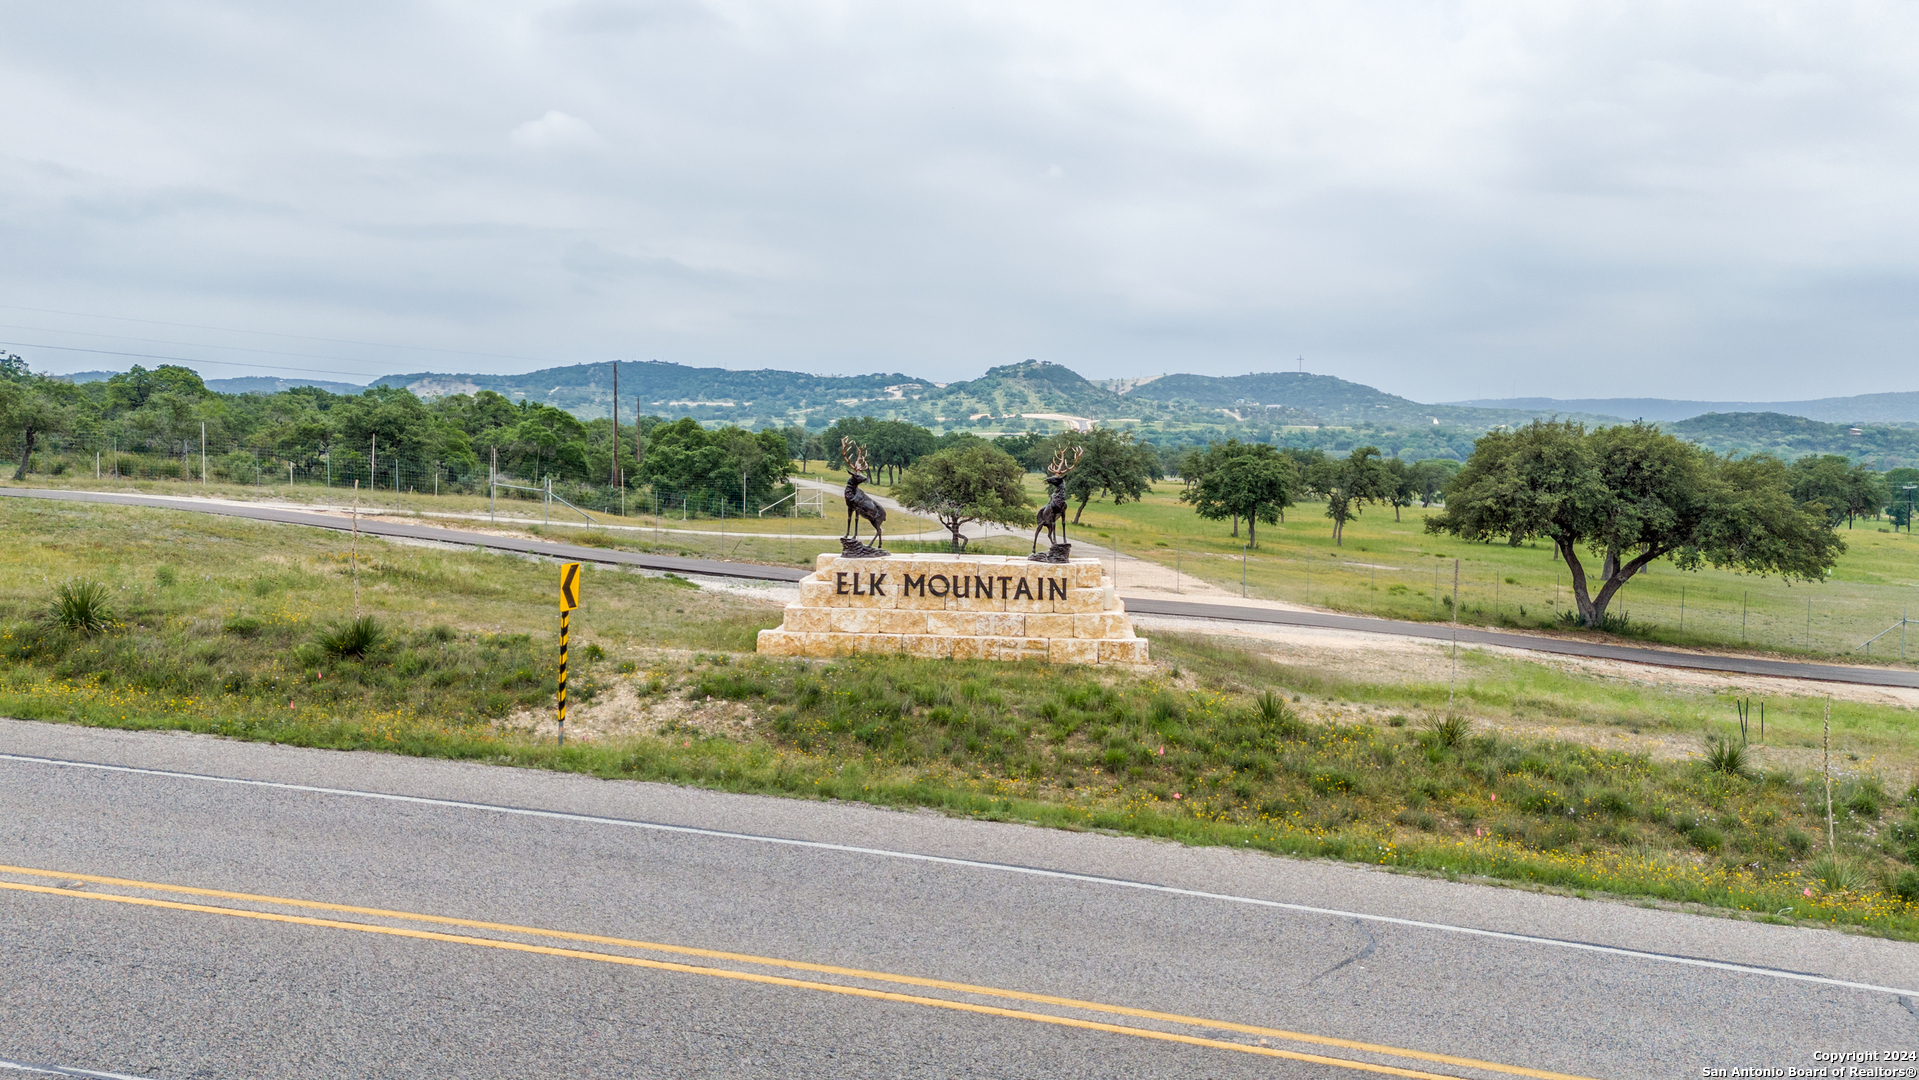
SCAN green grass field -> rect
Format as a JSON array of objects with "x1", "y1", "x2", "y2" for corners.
[
  {"x1": 1027, "y1": 479, "x2": 1919, "y2": 661},
  {"x1": 14, "y1": 467, "x2": 1918, "y2": 660},
  {"x1": 6, "y1": 499, "x2": 1919, "y2": 938}
]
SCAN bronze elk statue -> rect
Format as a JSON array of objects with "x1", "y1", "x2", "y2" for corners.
[
  {"x1": 1031, "y1": 445, "x2": 1085, "y2": 555},
  {"x1": 840, "y1": 436, "x2": 887, "y2": 554}
]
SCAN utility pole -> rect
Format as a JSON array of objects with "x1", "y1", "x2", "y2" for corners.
[
  {"x1": 200, "y1": 422, "x2": 207, "y2": 485},
  {"x1": 490, "y1": 446, "x2": 497, "y2": 524},
  {"x1": 610, "y1": 361, "x2": 621, "y2": 489},
  {"x1": 370, "y1": 434, "x2": 377, "y2": 493}
]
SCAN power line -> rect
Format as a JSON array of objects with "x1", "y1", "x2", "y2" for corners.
[
  {"x1": 0, "y1": 340, "x2": 380, "y2": 382},
  {"x1": 0, "y1": 302, "x2": 561, "y2": 366},
  {"x1": 0, "y1": 321, "x2": 398, "y2": 375}
]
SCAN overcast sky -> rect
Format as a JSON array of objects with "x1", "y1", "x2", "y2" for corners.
[{"x1": 5, "y1": 1, "x2": 1919, "y2": 402}]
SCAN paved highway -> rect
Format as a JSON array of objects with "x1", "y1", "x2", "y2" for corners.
[
  {"x1": 1, "y1": 720, "x2": 1914, "y2": 1078},
  {"x1": 10, "y1": 486, "x2": 1918, "y2": 690}
]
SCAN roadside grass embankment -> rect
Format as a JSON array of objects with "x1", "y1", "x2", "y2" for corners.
[{"x1": 7, "y1": 500, "x2": 1919, "y2": 939}]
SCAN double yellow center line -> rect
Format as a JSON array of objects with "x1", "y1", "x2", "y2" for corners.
[{"x1": 0, "y1": 864, "x2": 1594, "y2": 1080}]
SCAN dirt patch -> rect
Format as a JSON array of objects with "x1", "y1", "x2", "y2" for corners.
[{"x1": 496, "y1": 649, "x2": 769, "y2": 744}]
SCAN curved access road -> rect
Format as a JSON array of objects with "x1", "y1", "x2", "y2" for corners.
[
  {"x1": 9, "y1": 486, "x2": 1916, "y2": 691},
  {"x1": 2, "y1": 720, "x2": 1915, "y2": 1078}
]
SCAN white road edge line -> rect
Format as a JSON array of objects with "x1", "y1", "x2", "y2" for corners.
[
  {"x1": 5, "y1": 751, "x2": 1914, "y2": 999},
  {"x1": 0, "y1": 1060, "x2": 153, "y2": 1080}
]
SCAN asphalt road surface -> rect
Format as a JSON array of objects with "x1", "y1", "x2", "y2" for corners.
[
  {"x1": 9, "y1": 486, "x2": 1918, "y2": 691},
  {"x1": 2, "y1": 720, "x2": 1914, "y2": 1079}
]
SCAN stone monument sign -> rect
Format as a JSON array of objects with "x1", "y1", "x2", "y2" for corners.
[{"x1": 757, "y1": 551, "x2": 1149, "y2": 665}]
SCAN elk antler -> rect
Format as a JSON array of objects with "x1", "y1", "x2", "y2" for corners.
[
  {"x1": 841, "y1": 435, "x2": 869, "y2": 476},
  {"x1": 1047, "y1": 445, "x2": 1086, "y2": 477}
]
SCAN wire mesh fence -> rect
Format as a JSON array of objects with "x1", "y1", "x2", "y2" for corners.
[{"x1": 1154, "y1": 542, "x2": 1917, "y2": 661}]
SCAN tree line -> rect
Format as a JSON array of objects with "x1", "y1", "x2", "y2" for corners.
[{"x1": 5, "y1": 359, "x2": 1912, "y2": 625}]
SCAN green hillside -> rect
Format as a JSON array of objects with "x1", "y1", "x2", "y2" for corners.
[
  {"x1": 1123, "y1": 370, "x2": 1623, "y2": 429},
  {"x1": 374, "y1": 361, "x2": 923, "y2": 422},
  {"x1": 1667, "y1": 412, "x2": 1919, "y2": 468},
  {"x1": 915, "y1": 360, "x2": 1145, "y2": 422}
]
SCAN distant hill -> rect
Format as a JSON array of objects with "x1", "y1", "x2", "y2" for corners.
[
  {"x1": 372, "y1": 361, "x2": 927, "y2": 422},
  {"x1": 915, "y1": 360, "x2": 1143, "y2": 422},
  {"x1": 1122, "y1": 370, "x2": 1625, "y2": 428},
  {"x1": 1666, "y1": 412, "x2": 1919, "y2": 468},
  {"x1": 206, "y1": 376, "x2": 369, "y2": 396},
  {"x1": 50, "y1": 370, "x2": 364, "y2": 395},
  {"x1": 1451, "y1": 392, "x2": 1919, "y2": 426}
]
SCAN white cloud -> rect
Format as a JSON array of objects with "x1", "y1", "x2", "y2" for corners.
[{"x1": 509, "y1": 111, "x2": 605, "y2": 151}]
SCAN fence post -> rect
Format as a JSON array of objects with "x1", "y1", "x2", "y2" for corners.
[{"x1": 1742, "y1": 591, "x2": 1748, "y2": 643}]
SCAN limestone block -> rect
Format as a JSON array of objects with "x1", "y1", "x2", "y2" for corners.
[
  {"x1": 1048, "y1": 638, "x2": 1099, "y2": 665},
  {"x1": 801, "y1": 632, "x2": 858, "y2": 657},
  {"x1": 756, "y1": 629, "x2": 801, "y2": 656},
  {"x1": 853, "y1": 633, "x2": 903, "y2": 655},
  {"x1": 1101, "y1": 586, "x2": 1121, "y2": 611},
  {"x1": 919, "y1": 611, "x2": 974, "y2": 636},
  {"x1": 1071, "y1": 562, "x2": 1105, "y2": 588},
  {"x1": 798, "y1": 580, "x2": 839, "y2": 606},
  {"x1": 946, "y1": 573, "x2": 1007, "y2": 611},
  {"x1": 902, "y1": 634, "x2": 955, "y2": 659},
  {"x1": 1058, "y1": 587, "x2": 1106, "y2": 614},
  {"x1": 1024, "y1": 613, "x2": 1075, "y2": 638},
  {"x1": 976, "y1": 613, "x2": 1027, "y2": 638},
  {"x1": 876, "y1": 610, "x2": 928, "y2": 634},
  {"x1": 1074, "y1": 612, "x2": 1129, "y2": 639},
  {"x1": 814, "y1": 553, "x2": 839, "y2": 574},
  {"x1": 819, "y1": 568, "x2": 899, "y2": 607},
  {"x1": 978, "y1": 637, "x2": 1030, "y2": 662},
  {"x1": 782, "y1": 606, "x2": 833, "y2": 634},
  {"x1": 1003, "y1": 583, "x2": 1057, "y2": 613},
  {"x1": 828, "y1": 609, "x2": 882, "y2": 634},
  {"x1": 1098, "y1": 638, "x2": 1151, "y2": 664},
  {"x1": 950, "y1": 637, "x2": 984, "y2": 661}
]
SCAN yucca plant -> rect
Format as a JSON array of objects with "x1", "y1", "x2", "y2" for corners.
[
  {"x1": 1703, "y1": 736, "x2": 1751, "y2": 778},
  {"x1": 1425, "y1": 711, "x2": 1473, "y2": 749},
  {"x1": 49, "y1": 580, "x2": 114, "y2": 634},
  {"x1": 1806, "y1": 853, "x2": 1868, "y2": 895},
  {"x1": 319, "y1": 615, "x2": 386, "y2": 660}
]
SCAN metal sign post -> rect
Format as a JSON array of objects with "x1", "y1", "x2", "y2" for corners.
[{"x1": 558, "y1": 562, "x2": 581, "y2": 746}]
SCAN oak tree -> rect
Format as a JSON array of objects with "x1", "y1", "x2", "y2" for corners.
[{"x1": 1427, "y1": 421, "x2": 1843, "y2": 628}]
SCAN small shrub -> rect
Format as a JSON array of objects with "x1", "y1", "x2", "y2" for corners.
[
  {"x1": 1702, "y1": 737, "x2": 1751, "y2": 778},
  {"x1": 1807, "y1": 854, "x2": 1868, "y2": 894},
  {"x1": 318, "y1": 615, "x2": 386, "y2": 660},
  {"x1": 615, "y1": 660, "x2": 638, "y2": 675},
  {"x1": 154, "y1": 566, "x2": 178, "y2": 587},
  {"x1": 427, "y1": 624, "x2": 455, "y2": 643},
  {"x1": 1425, "y1": 712, "x2": 1472, "y2": 749},
  {"x1": 222, "y1": 615, "x2": 263, "y2": 638},
  {"x1": 1843, "y1": 779, "x2": 1886, "y2": 819},
  {"x1": 1687, "y1": 826, "x2": 1724, "y2": 853},
  {"x1": 582, "y1": 642, "x2": 606, "y2": 662},
  {"x1": 49, "y1": 580, "x2": 114, "y2": 635},
  {"x1": 1891, "y1": 870, "x2": 1919, "y2": 905}
]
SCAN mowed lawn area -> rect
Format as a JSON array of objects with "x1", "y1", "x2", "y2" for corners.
[
  {"x1": 7, "y1": 499, "x2": 1919, "y2": 939},
  {"x1": 1009, "y1": 478, "x2": 1919, "y2": 660}
]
